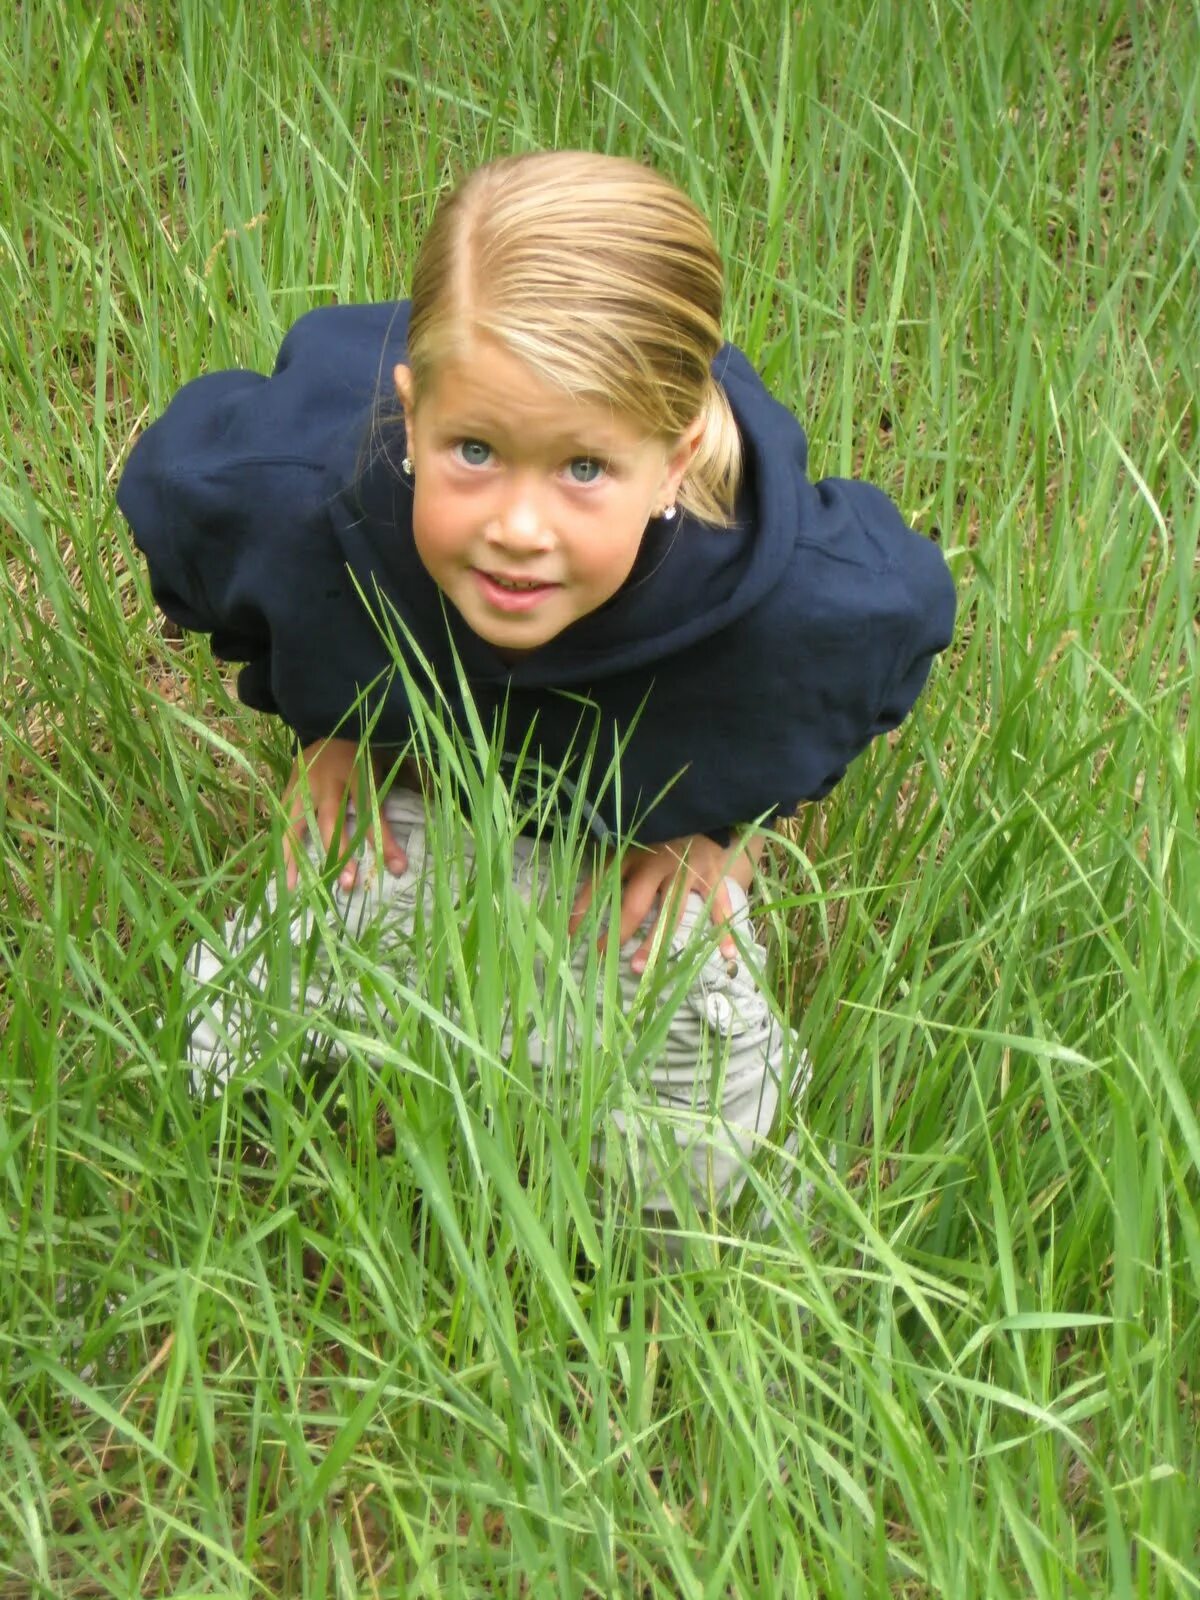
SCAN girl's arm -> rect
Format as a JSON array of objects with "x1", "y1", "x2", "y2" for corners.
[{"x1": 570, "y1": 831, "x2": 766, "y2": 974}]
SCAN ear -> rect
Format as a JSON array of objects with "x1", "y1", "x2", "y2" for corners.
[
  {"x1": 393, "y1": 363, "x2": 416, "y2": 451},
  {"x1": 660, "y1": 413, "x2": 706, "y2": 503}
]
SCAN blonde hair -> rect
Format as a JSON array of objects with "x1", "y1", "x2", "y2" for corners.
[{"x1": 406, "y1": 150, "x2": 741, "y2": 526}]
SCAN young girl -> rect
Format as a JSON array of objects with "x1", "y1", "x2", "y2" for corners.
[{"x1": 118, "y1": 150, "x2": 955, "y2": 1220}]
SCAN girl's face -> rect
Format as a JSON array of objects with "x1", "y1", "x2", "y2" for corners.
[{"x1": 393, "y1": 339, "x2": 701, "y2": 660}]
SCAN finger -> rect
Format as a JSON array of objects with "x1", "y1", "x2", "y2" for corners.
[
  {"x1": 568, "y1": 876, "x2": 594, "y2": 935},
  {"x1": 284, "y1": 832, "x2": 306, "y2": 893},
  {"x1": 629, "y1": 900, "x2": 686, "y2": 974},
  {"x1": 603, "y1": 864, "x2": 661, "y2": 949},
  {"x1": 284, "y1": 779, "x2": 313, "y2": 892},
  {"x1": 623, "y1": 873, "x2": 683, "y2": 971},
  {"x1": 283, "y1": 805, "x2": 303, "y2": 891},
  {"x1": 317, "y1": 790, "x2": 357, "y2": 891},
  {"x1": 569, "y1": 850, "x2": 611, "y2": 935},
  {"x1": 356, "y1": 760, "x2": 407, "y2": 876},
  {"x1": 375, "y1": 807, "x2": 408, "y2": 877},
  {"x1": 641, "y1": 862, "x2": 719, "y2": 973},
  {"x1": 709, "y1": 880, "x2": 739, "y2": 960},
  {"x1": 619, "y1": 878, "x2": 667, "y2": 952}
]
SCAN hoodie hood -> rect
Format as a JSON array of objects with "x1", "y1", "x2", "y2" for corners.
[{"x1": 326, "y1": 311, "x2": 812, "y2": 690}]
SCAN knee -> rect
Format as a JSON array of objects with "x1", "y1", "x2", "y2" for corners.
[{"x1": 668, "y1": 879, "x2": 774, "y2": 1044}]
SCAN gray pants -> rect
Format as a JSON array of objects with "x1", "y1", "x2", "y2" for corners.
[{"x1": 186, "y1": 790, "x2": 809, "y2": 1217}]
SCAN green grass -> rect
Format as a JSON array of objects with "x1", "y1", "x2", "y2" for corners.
[{"x1": 2, "y1": 0, "x2": 1199, "y2": 1593}]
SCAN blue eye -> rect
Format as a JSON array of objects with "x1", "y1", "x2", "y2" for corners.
[
  {"x1": 456, "y1": 439, "x2": 492, "y2": 467},
  {"x1": 567, "y1": 457, "x2": 605, "y2": 484}
]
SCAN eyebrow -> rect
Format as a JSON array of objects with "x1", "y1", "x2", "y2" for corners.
[
  {"x1": 434, "y1": 411, "x2": 633, "y2": 458},
  {"x1": 454, "y1": 428, "x2": 621, "y2": 458}
]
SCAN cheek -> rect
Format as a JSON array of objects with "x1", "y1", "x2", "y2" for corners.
[
  {"x1": 573, "y1": 523, "x2": 647, "y2": 593},
  {"x1": 411, "y1": 487, "x2": 466, "y2": 565}
]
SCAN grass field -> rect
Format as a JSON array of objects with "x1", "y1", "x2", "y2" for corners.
[{"x1": 2, "y1": 0, "x2": 1199, "y2": 1594}]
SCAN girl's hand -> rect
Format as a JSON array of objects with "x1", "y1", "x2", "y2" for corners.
[
  {"x1": 569, "y1": 832, "x2": 764, "y2": 974},
  {"x1": 282, "y1": 738, "x2": 408, "y2": 892}
]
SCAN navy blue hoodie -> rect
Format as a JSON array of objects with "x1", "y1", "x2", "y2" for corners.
[{"x1": 117, "y1": 301, "x2": 955, "y2": 844}]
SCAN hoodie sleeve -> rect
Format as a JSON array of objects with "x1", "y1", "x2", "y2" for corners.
[
  {"x1": 783, "y1": 475, "x2": 955, "y2": 808},
  {"x1": 838, "y1": 478, "x2": 957, "y2": 740},
  {"x1": 682, "y1": 473, "x2": 957, "y2": 842},
  {"x1": 117, "y1": 303, "x2": 414, "y2": 743},
  {"x1": 117, "y1": 369, "x2": 292, "y2": 712}
]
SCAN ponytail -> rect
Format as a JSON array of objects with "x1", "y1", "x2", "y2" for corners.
[{"x1": 678, "y1": 377, "x2": 742, "y2": 526}]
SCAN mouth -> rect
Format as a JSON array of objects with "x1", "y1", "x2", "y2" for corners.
[
  {"x1": 481, "y1": 571, "x2": 557, "y2": 591},
  {"x1": 473, "y1": 563, "x2": 563, "y2": 611},
  {"x1": 473, "y1": 569, "x2": 561, "y2": 613}
]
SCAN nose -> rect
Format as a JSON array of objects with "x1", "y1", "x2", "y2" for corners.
[{"x1": 485, "y1": 475, "x2": 554, "y2": 552}]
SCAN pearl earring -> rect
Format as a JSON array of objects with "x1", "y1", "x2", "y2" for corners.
[
  {"x1": 401, "y1": 456, "x2": 414, "y2": 476},
  {"x1": 660, "y1": 504, "x2": 677, "y2": 522}
]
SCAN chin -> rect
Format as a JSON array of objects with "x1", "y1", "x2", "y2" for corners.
[{"x1": 485, "y1": 627, "x2": 553, "y2": 656}]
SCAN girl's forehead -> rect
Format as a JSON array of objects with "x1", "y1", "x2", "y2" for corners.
[{"x1": 423, "y1": 335, "x2": 651, "y2": 451}]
